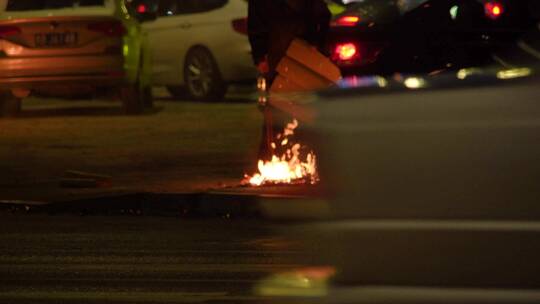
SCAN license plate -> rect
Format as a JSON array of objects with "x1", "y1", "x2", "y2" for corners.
[{"x1": 35, "y1": 32, "x2": 78, "y2": 47}]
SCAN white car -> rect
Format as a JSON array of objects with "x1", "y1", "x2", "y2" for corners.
[{"x1": 143, "y1": 0, "x2": 257, "y2": 100}]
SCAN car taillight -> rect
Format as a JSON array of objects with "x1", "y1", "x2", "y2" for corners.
[
  {"x1": 331, "y1": 15, "x2": 360, "y2": 27},
  {"x1": 0, "y1": 25, "x2": 21, "y2": 38},
  {"x1": 88, "y1": 21, "x2": 127, "y2": 37},
  {"x1": 484, "y1": 1, "x2": 504, "y2": 20},
  {"x1": 333, "y1": 43, "x2": 359, "y2": 61},
  {"x1": 137, "y1": 3, "x2": 148, "y2": 14},
  {"x1": 232, "y1": 18, "x2": 248, "y2": 35}
]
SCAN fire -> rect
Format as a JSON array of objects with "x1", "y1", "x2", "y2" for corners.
[{"x1": 244, "y1": 119, "x2": 319, "y2": 186}]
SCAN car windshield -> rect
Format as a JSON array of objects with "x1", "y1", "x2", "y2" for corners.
[
  {"x1": 5, "y1": 0, "x2": 105, "y2": 11},
  {"x1": 339, "y1": 0, "x2": 432, "y2": 18}
]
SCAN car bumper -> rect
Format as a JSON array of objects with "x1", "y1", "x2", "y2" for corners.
[
  {"x1": 0, "y1": 55, "x2": 126, "y2": 89},
  {"x1": 215, "y1": 39, "x2": 257, "y2": 82}
]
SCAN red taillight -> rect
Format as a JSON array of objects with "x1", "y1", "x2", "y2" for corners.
[
  {"x1": 232, "y1": 18, "x2": 248, "y2": 35},
  {"x1": 484, "y1": 2, "x2": 504, "y2": 20},
  {"x1": 137, "y1": 4, "x2": 148, "y2": 14},
  {"x1": 333, "y1": 43, "x2": 359, "y2": 61},
  {"x1": 0, "y1": 25, "x2": 21, "y2": 38},
  {"x1": 332, "y1": 15, "x2": 360, "y2": 27},
  {"x1": 88, "y1": 21, "x2": 127, "y2": 37}
]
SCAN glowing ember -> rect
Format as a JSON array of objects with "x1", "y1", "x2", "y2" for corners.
[{"x1": 244, "y1": 119, "x2": 319, "y2": 186}]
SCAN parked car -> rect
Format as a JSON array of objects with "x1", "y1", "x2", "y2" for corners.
[
  {"x1": 327, "y1": 0, "x2": 539, "y2": 76},
  {"x1": 142, "y1": 0, "x2": 257, "y2": 101},
  {"x1": 0, "y1": 0, "x2": 156, "y2": 117}
]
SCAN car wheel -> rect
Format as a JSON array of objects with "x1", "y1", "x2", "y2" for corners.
[
  {"x1": 0, "y1": 91, "x2": 22, "y2": 118},
  {"x1": 142, "y1": 85, "x2": 153, "y2": 108},
  {"x1": 121, "y1": 65, "x2": 153, "y2": 114},
  {"x1": 121, "y1": 83, "x2": 152, "y2": 114},
  {"x1": 184, "y1": 47, "x2": 226, "y2": 101},
  {"x1": 121, "y1": 83, "x2": 144, "y2": 114}
]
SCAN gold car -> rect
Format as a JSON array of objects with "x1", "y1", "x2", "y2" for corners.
[{"x1": 0, "y1": 0, "x2": 156, "y2": 116}]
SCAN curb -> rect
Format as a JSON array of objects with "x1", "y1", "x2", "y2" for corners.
[{"x1": 0, "y1": 189, "x2": 329, "y2": 221}]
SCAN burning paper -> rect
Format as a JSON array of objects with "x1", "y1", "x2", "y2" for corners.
[{"x1": 244, "y1": 119, "x2": 319, "y2": 186}]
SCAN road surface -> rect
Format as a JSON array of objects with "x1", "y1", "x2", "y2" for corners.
[
  {"x1": 0, "y1": 89, "x2": 264, "y2": 202},
  {"x1": 0, "y1": 213, "x2": 321, "y2": 303}
]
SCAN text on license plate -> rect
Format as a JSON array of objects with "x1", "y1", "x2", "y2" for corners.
[{"x1": 35, "y1": 32, "x2": 78, "y2": 47}]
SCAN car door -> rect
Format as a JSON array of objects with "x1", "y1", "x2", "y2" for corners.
[
  {"x1": 143, "y1": 0, "x2": 192, "y2": 85},
  {"x1": 180, "y1": 0, "x2": 230, "y2": 37},
  {"x1": 143, "y1": 0, "x2": 229, "y2": 86}
]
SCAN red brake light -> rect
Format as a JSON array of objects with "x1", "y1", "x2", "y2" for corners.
[
  {"x1": 137, "y1": 4, "x2": 148, "y2": 14},
  {"x1": 332, "y1": 15, "x2": 360, "y2": 27},
  {"x1": 88, "y1": 21, "x2": 127, "y2": 37},
  {"x1": 0, "y1": 25, "x2": 21, "y2": 38},
  {"x1": 484, "y1": 2, "x2": 504, "y2": 20},
  {"x1": 334, "y1": 43, "x2": 359, "y2": 61},
  {"x1": 232, "y1": 18, "x2": 248, "y2": 35}
]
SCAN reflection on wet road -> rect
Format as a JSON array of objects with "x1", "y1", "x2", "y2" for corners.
[{"x1": 0, "y1": 214, "x2": 322, "y2": 303}]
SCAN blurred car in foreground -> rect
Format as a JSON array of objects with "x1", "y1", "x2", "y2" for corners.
[
  {"x1": 302, "y1": 67, "x2": 540, "y2": 304},
  {"x1": 142, "y1": 0, "x2": 256, "y2": 101},
  {"x1": 328, "y1": 0, "x2": 539, "y2": 76},
  {"x1": 250, "y1": 18, "x2": 540, "y2": 303},
  {"x1": 0, "y1": 0, "x2": 156, "y2": 117}
]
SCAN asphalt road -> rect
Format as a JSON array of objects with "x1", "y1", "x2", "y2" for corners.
[
  {"x1": 0, "y1": 88, "x2": 264, "y2": 203},
  {"x1": 0, "y1": 212, "x2": 319, "y2": 304},
  {"x1": 0, "y1": 89, "x2": 328, "y2": 303}
]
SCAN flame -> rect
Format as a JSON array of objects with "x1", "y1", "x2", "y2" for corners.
[{"x1": 244, "y1": 119, "x2": 319, "y2": 186}]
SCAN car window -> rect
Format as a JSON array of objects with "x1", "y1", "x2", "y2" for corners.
[
  {"x1": 158, "y1": 0, "x2": 227, "y2": 16},
  {"x1": 396, "y1": 0, "x2": 429, "y2": 14},
  {"x1": 157, "y1": 0, "x2": 177, "y2": 16},
  {"x1": 5, "y1": 0, "x2": 105, "y2": 11},
  {"x1": 341, "y1": 0, "x2": 431, "y2": 22}
]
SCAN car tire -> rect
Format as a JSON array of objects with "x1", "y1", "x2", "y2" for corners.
[
  {"x1": 142, "y1": 85, "x2": 153, "y2": 108},
  {"x1": 184, "y1": 47, "x2": 227, "y2": 101},
  {"x1": 121, "y1": 84, "x2": 144, "y2": 114},
  {"x1": 121, "y1": 62, "x2": 153, "y2": 114},
  {"x1": 121, "y1": 83, "x2": 152, "y2": 114},
  {"x1": 0, "y1": 91, "x2": 22, "y2": 118}
]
